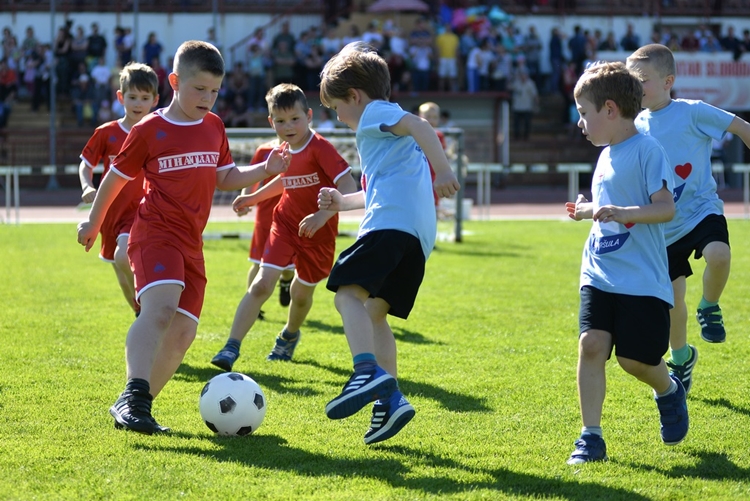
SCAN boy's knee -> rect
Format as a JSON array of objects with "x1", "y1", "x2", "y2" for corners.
[
  {"x1": 578, "y1": 331, "x2": 610, "y2": 358},
  {"x1": 704, "y1": 243, "x2": 731, "y2": 267}
]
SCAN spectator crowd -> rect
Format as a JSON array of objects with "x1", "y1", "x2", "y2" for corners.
[{"x1": 2, "y1": 7, "x2": 750, "y2": 132}]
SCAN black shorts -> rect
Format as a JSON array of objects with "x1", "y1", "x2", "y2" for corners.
[
  {"x1": 579, "y1": 285, "x2": 670, "y2": 366},
  {"x1": 667, "y1": 214, "x2": 729, "y2": 281},
  {"x1": 327, "y1": 230, "x2": 426, "y2": 319}
]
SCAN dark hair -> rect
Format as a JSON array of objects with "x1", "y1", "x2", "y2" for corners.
[
  {"x1": 265, "y1": 83, "x2": 309, "y2": 113},
  {"x1": 319, "y1": 41, "x2": 390, "y2": 108},
  {"x1": 173, "y1": 40, "x2": 224, "y2": 78}
]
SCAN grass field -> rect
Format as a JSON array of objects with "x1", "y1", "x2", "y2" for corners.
[{"x1": 2, "y1": 219, "x2": 750, "y2": 501}]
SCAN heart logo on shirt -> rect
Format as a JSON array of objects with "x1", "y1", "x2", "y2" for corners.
[
  {"x1": 624, "y1": 223, "x2": 635, "y2": 229},
  {"x1": 675, "y1": 163, "x2": 692, "y2": 180}
]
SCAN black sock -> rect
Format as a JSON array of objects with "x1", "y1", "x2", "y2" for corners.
[
  {"x1": 225, "y1": 339, "x2": 241, "y2": 352},
  {"x1": 281, "y1": 329, "x2": 299, "y2": 341},
  {"x1": 125, "y1": 378, "x2": 151, "y2": 397}
]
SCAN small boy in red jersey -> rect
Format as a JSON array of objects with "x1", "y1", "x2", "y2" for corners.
[
  {"x1": 418, "y1": 101, "x2": 447, "y2": 213},
  {"x1": 236, "y1": 141, "x2": 296, "y2": 318},
  {"x1": 78, "y1": 62, "x2": 159, "y2": 316},
  {"x1": 77, "y1": 41, "x2": 291, "y2": 434},
  {"x1": 210, "y1": 83, "x2": 358, "y2": 371}
]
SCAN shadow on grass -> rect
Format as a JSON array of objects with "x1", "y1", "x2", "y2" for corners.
[
  {"x1": 173, "y1": 364, "x2": 324, "y2": 397},
  {"x1": 696, "y1": 396, "x2": 750, "y2": 417},
  {"x1": 625, "y1": 450, "x2": 750, "y2": 481},
  {"x1": 137, "y1": 436, "x2": 652, "y2": 500},
  {"x1": 292, "y1": 359, "x2": 490, "y2": 413},
  {"x1": 301, "y1": 319, "x2": 345, "y2": 335},
  {"x1": 434, "y1": 245, "x2": 524, "y2": 259},
  {"x1": 303, "y1": 320, "x2": 443, "y2": 346}
]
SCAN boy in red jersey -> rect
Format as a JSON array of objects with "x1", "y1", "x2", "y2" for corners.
[
  {"x1": 210, "y1": 83, "x2": 358, "y2": 371},
  {"x1": 418, "y1": 101, "x2": 447, "y2": 212},
  {"x1": 76, "y1": 41, "x2": 291, "y2": 434},
  {"x1": 236, "y1": 141, "x2": 296, "y2": 319},
  {"x1": 78, "y1": 62, "x2": 159, "y2": 316}
]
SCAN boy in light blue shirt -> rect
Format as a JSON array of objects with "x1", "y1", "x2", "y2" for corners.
[
  {"x1": 565, "y1": 61, "x2": 687, "y2": 464},
  {"x1": 627, "y1": 44, "x2": 750, "y2": 394},
  {"x1": 317, "y1": 42, "x2": 460, "y2": 445}
]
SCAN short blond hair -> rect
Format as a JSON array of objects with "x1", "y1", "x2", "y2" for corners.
[
  {"x1": 626, "y1": 43, "x2": 676, "y2": 78},
  {"x1": 418, "y1": 102, "x2": 440, "y2": 115}
]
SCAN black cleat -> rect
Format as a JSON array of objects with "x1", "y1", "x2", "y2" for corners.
[{"x1": 109, "y1": 389, "x2": 157, "y2": 435}]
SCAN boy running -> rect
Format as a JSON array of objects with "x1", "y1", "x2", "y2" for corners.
[
  {"x1": 210, "y1": 83, "x2": 357, "y2": 371},
  {"x1": 78, "y1": 62, "x2": 159, "y2": 316},
  {"x1": 626, "y1": 44, "x2": 750, "y2": 393},
  {"x1": 565, "y1": 61, "x2": 687, "y2": 464},
  {"x1": 317, "y1": 42, "x2": 460, "y2": 444},
  {"x1": 77, "y1": 41, "x2": 290, "y2": 434}
]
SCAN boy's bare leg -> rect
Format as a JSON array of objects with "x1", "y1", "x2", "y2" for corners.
[
  {"x1": 228, "y1": 266, "x2": 283, "y2": 341},
  {"x1": 125, "y1": 283, "x2": 182, "y2": 381},
  {"x1": 113, "y1": 234, "x2": 137, "y2": 313},
  {"x1": 669, "y1": 277, "x2": 688, "y2": 351},
  {"x1": 150, "y1": 312, "x2": 198, "y2": 398},
  {"x1": 283, "y1": 278, "x2": 315, "y2": 333},
  {"x1": 576, "y1": 330, "x2": 611, "y2": 427},
  {"x1": 701, "y1": 241, "x2": 731, "y2": 302},
  {"x1": 618, "y1": 357, "x2": 672, "y2": 393},
  {"x1": 366, "y1": 297, "x2": 397, "y2": 377},
  {"x1": 334, "y1": 284, "x2": 375, "y2": 357}
]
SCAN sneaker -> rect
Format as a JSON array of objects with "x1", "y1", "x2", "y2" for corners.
[
  {"x1": 666, "y1": 345, "x2": 698, "y2": 394},
  {"x1": 325, "y1": 366, "x2": 397, "y2": 420},
  {"x1": 364, "y1": 390, "x2": 415, "y2": 445},
  {"x1": 109, "y1": 390, "x2": 157, "y2": 435},
  {"x1": 696, "y1": 305, "x2": 726, "y2": 343},
  {"x1": 211, "y1": 346, "x2": 240, "y2": 372},
  {"x1": 258, "y1": 309, "x2": 265, "y2": 321},
  {"x1": 279, "y1": 278, "x2": 292, "y2": 307},
  {"x1": 655, "y1": 375, "x2": 689, "y2": 446},
  {"x1": 266, "y1": 331, "x2": 300, "y2": 361},
  {"x1": 567, "y1": 433, "x2": 608, "y2": 465}
]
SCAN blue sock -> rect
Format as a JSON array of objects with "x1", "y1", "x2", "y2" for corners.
[
  {"x1": 280, "y1": 329, "x2": 299, "y2": 341},
  {"x1": 699, "y1": 297, "x2": 718, "y2": 309},
  {"x1": 670, "y1": 345, "x2": 691, "y2": 365},
  {"x1": 353, "y1": 352, "x2": 377, "y2": 373},
  {"x1": 224, "y1": 338, "x2": 241, "y2": 353}
]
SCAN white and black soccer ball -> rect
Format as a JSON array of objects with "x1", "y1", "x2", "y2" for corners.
[{"x1": 199, "y1": 372, "x2": 267, "y2": 436}]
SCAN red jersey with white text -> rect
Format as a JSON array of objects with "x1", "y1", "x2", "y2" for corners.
[
  {"x1": 273, "y1": 131, "x2": 350, "y2": 245},
  {"x1": 80, "y1": 120, "x2": 146, "y2": 233},
  {"x1": 110, "y1": 110, "x2": 234, "y2": 255}
]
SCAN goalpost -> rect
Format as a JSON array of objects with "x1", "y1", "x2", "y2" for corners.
[{"x1": 224, "y1": 127, "x2": 468, "y2": 242}]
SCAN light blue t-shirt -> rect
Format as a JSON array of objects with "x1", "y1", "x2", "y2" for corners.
[
  {"x1": 581, "y1": 133, "x2": 674, "y2": 306},
  {"x1": 356, "y1": 100, "x2": 436, "y2": 258},
  {"x1": 635, "y1": 99, "x2": 735, "y2": 245}
]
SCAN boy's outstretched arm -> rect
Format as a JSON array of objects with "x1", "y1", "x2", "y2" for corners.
[
  {"x1": 77, "y1": 171, "x2": 129, "y2": 251},
  {"x1": 385, "y1": 114, "x2": 460, "y2": 197},
  {"x1": 299, "y1": 172, "x2": 359, "y2": 238},
  {"x1": 232, "y1": 175, "x2": 283, "y2": 213},
  {"x1": 78, "y1": 160, "x2": 98, "y2": 203},
  {"x1": 593, "y1": 185, "x2": 674, "y2": 225},
  {"x1": 217, "y1": 143, "x2": 291, "y2": 191},
  {"x1": 565, "y1": 194, "x2": 594, "y2": 220},
  {"x1": 319, "y1": 187, "x2": 365, "y2": 212},
  {"x1": 727, "y1": 116, "x2": 750, "y2": 151}
]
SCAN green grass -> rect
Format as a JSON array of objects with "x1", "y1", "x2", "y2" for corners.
[{"x1": 2, "y1": 219, "x2": 750, "y2": 500}]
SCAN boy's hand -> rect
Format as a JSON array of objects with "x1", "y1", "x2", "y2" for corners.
[
  {"x1": 81, "y1": 186, "x2": 97, "y2": 204},
  {"x1": 566, "y1": 194, "x2": 589, "y2": 221},
  {"x1": 265, "y1": 142, "x2": 291, "y2": 176},
  {"x1": 433, "y1": 171, "x2": 460, "y2": 198},
  {"x1": 77, "y1": 220, "x2": 99, "y2": 252},
  {"x1": 232, "y1": 194, "x2": 257, "y2": 213},
  {"x1": 318, "y1": 187, "x2": 343, "y2": 211},
  {"x1": 298, "y1": 212, "x2": 327, "y2": 238},
  {"x1": 593, "y1": 204, "x2": 626, "y2": 224}
]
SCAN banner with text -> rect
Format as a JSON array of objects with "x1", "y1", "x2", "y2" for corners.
[{"x1": 598, "y1": 51, "x2": 750, "y2": 112}]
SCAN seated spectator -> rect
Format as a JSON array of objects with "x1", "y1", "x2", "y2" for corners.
[
  {"x1": 225, "y1": 61, "x2": 250, "y2": 104},
  {"x1": 320, "y1": 25, "x2": 341, "y2": 61},
  {"x1": 246, "y1": 44, "x2": 266, "y2": 111},
  {"x1": 271, "y1": 40, "x2": 295, "y2": 86},
  {"x1": 71, "y1": 61, "x2": 94, "y2": 127},
  {"x1": 224, "y1": 94, "x2": 253, "y2": 128},
  {"x1": 362, "y1": 21, "x2": 383, "y2": 51},
  {"x1": 700, "y1": 32, "x2": 722, "y2": 52}
]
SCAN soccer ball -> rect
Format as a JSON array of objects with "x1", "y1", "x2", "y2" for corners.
[{"x1": 199, "y1": 372, "x2": 267, "y2": 436}]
